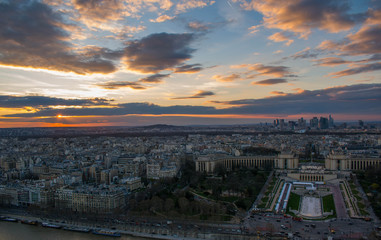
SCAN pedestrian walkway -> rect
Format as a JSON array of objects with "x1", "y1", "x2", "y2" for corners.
[{"x1": 330, "y1": 184, "x2": 348, "y2": 218}]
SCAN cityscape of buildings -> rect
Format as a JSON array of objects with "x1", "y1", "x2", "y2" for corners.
[
  {"x1": 1, "y1": 0, "x2": 380, "y2": 239},
  {"x1": 0, "y1": 119, "x2": 379, "y2": 207},
  {"x1": 0, "y1": 117, "x2": 380, "y2": 239}
]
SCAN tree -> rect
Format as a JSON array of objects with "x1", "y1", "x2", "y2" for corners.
[
  {"x1": 214, "y1": 163, "x2": 226, "y2": 177},
  {"x1": 212, "y1": 185, "x2": 222, "y2": 200},
  {"x1": 371, "y1": 183, "x2": 379, "y2": 190},
  {"x1": 151, "y1": 196, "x2": 163, "y2": 212},
  {"x1": 178, "y1": 197, "x2": 189, "y2": 214},
  {"x1": 164, "y1": 198, "x2": 175, "y2": 212}
]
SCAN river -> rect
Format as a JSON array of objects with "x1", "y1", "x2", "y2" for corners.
[{"x1": 0, "y1": 221, "x2": 149, "y2": 240}]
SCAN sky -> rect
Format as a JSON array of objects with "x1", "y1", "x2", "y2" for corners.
[{"x1": 0, "y1": 0, "x2": 380, "y2": 128}]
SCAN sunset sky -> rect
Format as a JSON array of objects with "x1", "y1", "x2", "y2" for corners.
[{"x1": 0, "y1": 0, "x2": 380, "y2": 127}]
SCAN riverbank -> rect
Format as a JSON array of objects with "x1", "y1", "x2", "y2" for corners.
[{"x1": 0, "y1": 212, "x2": 214, "y2": 240}]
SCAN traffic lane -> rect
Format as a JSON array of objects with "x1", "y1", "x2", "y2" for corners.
[{"x1": 244, "y1": 216, "x2": 374, "y2": 238}]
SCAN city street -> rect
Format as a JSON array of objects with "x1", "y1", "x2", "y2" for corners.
[
  {"x1": 2, "y1": 207, "x2": 378, "y2": 240},
  {"x1": 243, "y1": 212, "x2": 377, "y2": 239}
]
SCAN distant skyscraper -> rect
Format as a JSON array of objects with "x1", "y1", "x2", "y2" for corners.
[
  {"x1": 298, "y1": 117, "x2": 306, "y2": 128},
  {"x1": 319, "y1": 117, "x2": 329, "y2": 129},
  {"x1": 288, "y1": 121, "x2": 296, "y2": 130},
  {"x1": 310, "y1": 117, "x2": 319, "y2": 128},
  {"x1": 328, "y1": 115, "x2": 334, "y2": 128},
  {"x1": 359, "y1": 120, "x2": 364, "y2": 127},
  {"x1": 280, "y1": 119, "x2": 285, "y2": 130}
]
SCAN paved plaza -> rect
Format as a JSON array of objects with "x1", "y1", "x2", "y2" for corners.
[{"x1": 300, "y1": 196, "x2": 322, "y2": 217}]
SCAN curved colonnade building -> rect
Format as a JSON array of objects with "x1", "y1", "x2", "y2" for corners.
[
  {"x1": 195, "y1": 153, "x2": 298, "y2": 173},
  {"x1": 325, "y1": 153, "x2": 381, "y2": 171},
  {"x1": 196, "y1": 152, "x2": 381, "y2": 177}
]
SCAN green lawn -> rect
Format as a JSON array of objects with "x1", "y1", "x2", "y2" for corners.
[
  {"x1": 322, "y1": 195, "x2": 336, "y2": 213},
  {"x1": 287, "y1": 192, "x2": 300, "y2": 211},
  {"x1": 257, "y1": 202, "x2": 266, "y2": 208}
]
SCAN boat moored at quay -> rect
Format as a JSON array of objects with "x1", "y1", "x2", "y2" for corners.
[
  {"x1": 92, "y1": 229, "x2": 121, "y2": 237},
  {"x1": 63, "y1": 226, "x2": 91, "y2": 233},
  {"x1": 1, "y1": 217, "x2": 18, "y2": 222},
  {"x1": 20, "y1": 220, "x2": 39, "y2": 226},
  {"x1": 41, "y1": 222, "x2": 62, "y2": 229}
]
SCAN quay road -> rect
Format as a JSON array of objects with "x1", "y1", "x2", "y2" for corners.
[
  {"x1": 244, "y1": 212, "x2": 377, "y2": 239},
  {"x1": 1, "y1": 208, "x2": 379, "y2": 239},
  {"x1": 0, "y1": 208, "x2": 244, "y2": 239}
]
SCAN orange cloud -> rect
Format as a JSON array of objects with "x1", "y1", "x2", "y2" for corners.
[
  {"x1": 268, "y1": 32, "x2": 294, "y2": 46},
  {"x1": 234, "y1": 0, "x2": 361, "y2": 39},
  {"x1": 70, "y1": 0, "x2": 176, "y2": 31},
  {"x1": 313, "y1": 57, "x2": 351, "y2": 67},
  {"x1": 270, "y1": 91, "x2": 287, "y2": 96},
  {"x1": 175, "y1": 0, "x2": 213, "y2": 13},
  {"x1": 188, "y1": 21, "x2": 209, "y2": 31},
  {"x1": 72, "y1": 0, "x2": 126, "y2": 30},
  {"x1": 212, "y1": 73, "x2": 241, "y2": 82},
  {"x1": 248, "y1": 25, "x2": 261, "y2": 34},
  {"x1": 150, "y1": 14, "x2": 175, "y2": 23}
]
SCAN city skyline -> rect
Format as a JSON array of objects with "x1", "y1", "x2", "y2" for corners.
[{"x1": 0, "y1": 0, "x2": 380, "y2": 128}]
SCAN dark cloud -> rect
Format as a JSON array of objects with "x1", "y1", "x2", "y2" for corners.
[
  {"x1": 173, "y1": 64, "x2": 203, "y2": 73},
  {"x1": 252, "y1": 78, "x2": 288, "y2": 85},
  {"x1": 318, "y1": 19, "x2": 381, "y2": 56},
  {"x1": 0, "y1": 0, "x2": 120, "y2": 74},
  {"x1": 313, "y1": 55, "x2": 381, "y2": 67},
  {"x1": 138, "y1": 73, "x2": 170, "y2": 83},
  {"x1": 288, "y1": 48, "x2": 319, "y2": 60},
  {"x1": 171, "y1": 90, "x2": 215, "y2": 99},
  {"x1": 192, "y1": 90, "x2": 215, "y2": 97},
  {"x1": 96, "y1": 73, "x2": 170, "y2": 90},
  {"x1": 5, "y1": 84, "x2": 380, "y2": 117},
  {"x1": 314, "y1": 10, "x2": 381, "y2": 78},
  {"x1": 96, "y1": 81, "x2": 146, "y2": 90},
  {"x1": 239, "y1": 0, "x2": 366, "y2": 38},
  {"x1": 0, "y1": 95, "x2": 111, "y2": 108},
  {"x1": 236, "y1": 64, "x2": 296, "y2": 78},
  {"x1": 367, "y1": 54, "x2": 381, "y2": 62},
  {"x1": 124, "y1": 32, "x2": 197, "y2": 73},
  {"x1": 330, "y1": 62, "x2": 381, "y2": 77},
  {"x1": 5, "y1": 102, "x2": 218, "y2": 117},
  {"x1": 211, "y1": 84, "x2": 381, "y2": 114}
]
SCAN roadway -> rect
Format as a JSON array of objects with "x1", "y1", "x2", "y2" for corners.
[
  {"x1": 1, "y1": 207, "x2": 378, "y2": 239},
  {"x1": 243, "y1": 212, "x2": 376, "y2": 239}
]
